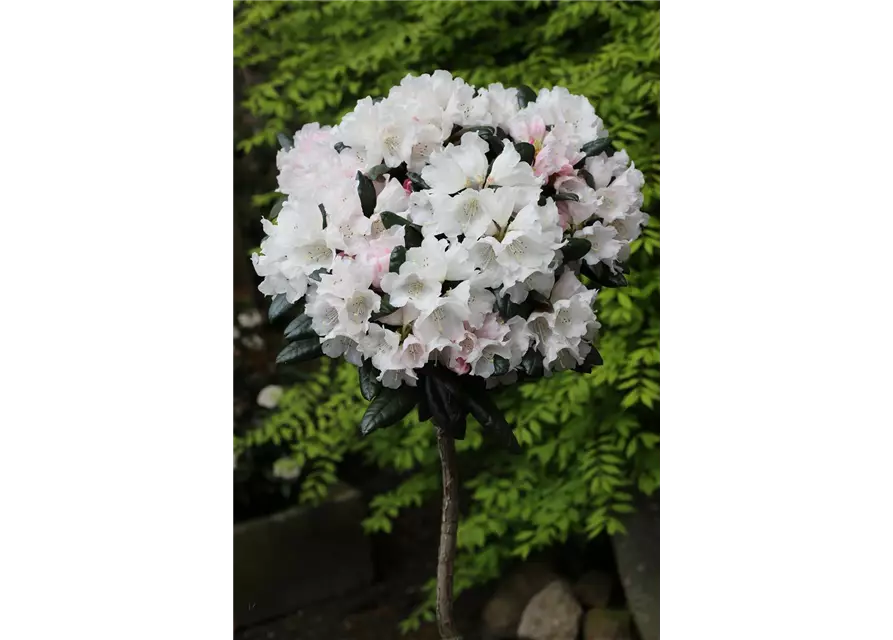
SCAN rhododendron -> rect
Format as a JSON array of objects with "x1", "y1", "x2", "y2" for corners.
[
  {"x1": 255, "y1": 72, "x2": 647, "y2": 398},
  {"x1": 253, "y1": 72, "x2": 648, "y2": 640}
]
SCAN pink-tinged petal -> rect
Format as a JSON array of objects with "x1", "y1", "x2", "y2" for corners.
[{"x1": 402, "y1": 178, "x2": 413, "y2": 194}]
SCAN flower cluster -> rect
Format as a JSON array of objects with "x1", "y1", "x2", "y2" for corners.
[{"x1": 253, "y1": 71, "x2": 647, "y2": 389}]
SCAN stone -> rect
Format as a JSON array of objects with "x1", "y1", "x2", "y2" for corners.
[
  {"x1": 583, "y1": 609, "x2": 633, "y2": 640},
  {"x1": 612, "y1": 490, "x2": 660, "y2": 640},
  {"x1": 481, "y1": 561, "x2": 559, "y2": 638},
  {"x1": 573, "y1": 570, "x2": 614, "y2": 609},
  {"x1": 516, "y1": 579, "x2": 583, "y2": 640},
  {"x1": 233, "y1": 483, "x2": 373, "y2": 628}
]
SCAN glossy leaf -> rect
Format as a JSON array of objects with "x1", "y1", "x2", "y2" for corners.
[
  {"x1": 406, "y1": 171, "x2": 430, "y2": 191},
  {"x1": 582, "y1": 261, "x2": 628, "y2": 288},
  {"x1": 380, "y1": 211, "x2": 416, "y2": 229},
  {"x1": 449, "y1": 125, "x2": 495, "y2": 144},
  {"x1": 425, "y1": 373, "x2": 467, "y2": 439},
  {"x1": 359, "y1": 387, "x2": 418, "y2": 435},
  {"x1": 521, "y1": 348, "x2": 545, "y2": 379},
  {"x1": 268, "y1": 294, "x2": 294, "y2": 323},
  {"x1": 516, "y1": 84, "x2": 537, "y2": 108},
  {"x1": 561, "y1": 238, "x2": 592, "y2": 263},
  {"x1": 269, "y1": 198, "x2": 285, "y2": 220},
  {"x1": 389, "y1": 245, "x2": 407, "y2": 273},
  {"x1": 276, "y1": 337, "x2": 323, "y2": 365},
  {"x1": 359, "y1": 360, "x2": 382, "y2": 401},
  {"x1": 367, "y1": 164, "x2": 390, "y2": 180},
  {"x1": 356, "y1": 170, "x2": 376, "y2": 217},
  {"x1": 574, "y1": 347, "x2": 604, "y2": 374},
  {"x1": 462, "y1": 385, "x2": 521, "y2": 453},
  {"x1": 514, "y1": 142, "x2": 535, "y2": 165},
  {"x1": 493, "y1": 355, "x2": 511, "y2": 377},
  {"x1": 276, "y1": 132, "x2": 293, "y2": 151},
  {"x1": 580, "y1": 138, "x2": 612, "y2": 158},
  {"x1": 283, "y1": 313, "x2": 315, "y2": 341}
]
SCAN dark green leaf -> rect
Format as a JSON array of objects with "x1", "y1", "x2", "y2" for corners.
[
  {"x1": 367, "y1": 164, "x2": 390, "y2": 181},
  {"x1": 493, "y1": 355, "x2": 511, "y2": 377},
  {"x1": 561, "y1": 238, "x2": 592, "y2": 263},
  {"x1": 462, "y1": 386, "x2": 520, "y2": 453},
  {"x1": 528, "y1": 291, "x2": 553, "y2": 311},
  {"x1": 389, "y1": 246, "x2": 407, "y2": 273},
  {"x1": 334, "y1": 142, "x2": 349, "y2": 154},
  {"x1": 359, "y1": 360, "x2": 382, "y2": 401},
  {"x1": 356, "y1": 171, "x2": 376, "y2": 217},
  {"x1": 406, "y1": 171, "x2": 429, "y2": 191},
  {"x1": 417, "y1": 384, "x2": 432, "y2": 422},
  {"x1": 521, "y1": 349, "x2": 545, "y2": 378},
  {"x1": 497, "y1": 294, "x2": 534, "y2": 320},
  {"x1": 276, "y1": 337, "x2": 323, "y2": 365},
  {"x1": 580, "y1": 169, "x2": 597, "y2": 190},
  {"x1": 269, "y1": 198, "x2": 286, "y2": 220},
  {"x1": 425, "y1": 374, "x2": 466, "y2": 439},
  {"x1": 486, "y1": 136, "x2": 504, "y2": 162},
  {"x1": 448, "y1": 125, "x2": 496, "y2": 144},
  {"x1": 380, "y1": 211, "x2": 416, "y2": 229},
  {"x1": 516, "y1": 84, "x2": 537, "y2": 108},
  {"x1": 283, "y1": 313, "x2": 314, "y2": 341},
  {"x1": 514, "y1": 142, "x2": 535, "y2": 165},
  {"x1": 581, "y1": 261, "x2": 628, "y2": 288},
  {"x1": 277, "y1": 133, "x2": 292, "y2": 151},
  {"x1": 429, "y1": 368, "x2": 519, "y2": 452},
  {"x1": 581, "y1": 138, "x2": 612, "y2": 158},
  {"x1": 574, "y1": 347, "x2": 604, "y2": 374},
  {"x1": 268, "y1": 294, "x2": 294, "y2": 323},
  {"x1": 553, "y1": 192, "x2": 580, "y2": 202},
  {"x1": 575, "y1": 138, "x2": 613, "y2": 168},
  {"x1": 359, "y1": 387, "x2": 418, "y2": 435},
  {"x1": 405, "y1": 226, "x2": 423, "y2": 248},
  {"x1": 318, "y1": 203, "x2": 327, "y2": 229}
]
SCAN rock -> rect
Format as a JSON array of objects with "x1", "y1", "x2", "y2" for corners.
[
  {"x1": 516, "y1": 580, "x2": 583, "y2": 640},
  {"x1": 482, "y1": 561, "x2": 559, "y2": 638},
  {"x1": 573, "y1": 570, "x2": 614, "y2": 609},
  {"x1": 583, "y1": 609, "x2": 633, "y2": 640},
  {"x1": 612, "y1": 490, "x2": 659, "y2": 640},
  {"x1": 233, "y1": 483, "x2": 373, "y2": 628}
]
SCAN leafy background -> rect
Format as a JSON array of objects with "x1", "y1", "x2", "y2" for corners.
[{"x1": 233, "y1": 0, "x2": 658, "y2": 631}]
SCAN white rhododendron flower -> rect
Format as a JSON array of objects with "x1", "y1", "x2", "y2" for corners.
[{"x1": 252, "y1": 72, "x2": 648, "y2": 387}]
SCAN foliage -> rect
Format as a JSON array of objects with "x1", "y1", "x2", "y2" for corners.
[{"x1": 234, "y1": 0, "x2": 659, "y2": 631}]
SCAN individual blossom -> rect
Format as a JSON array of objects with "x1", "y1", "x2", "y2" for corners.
[
  {"x1": 256, "y1": 385, "x2": 284, "y2": 409},
  {"x1": 337, "y1": 98, "x2": 418, "y2": 169}
]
